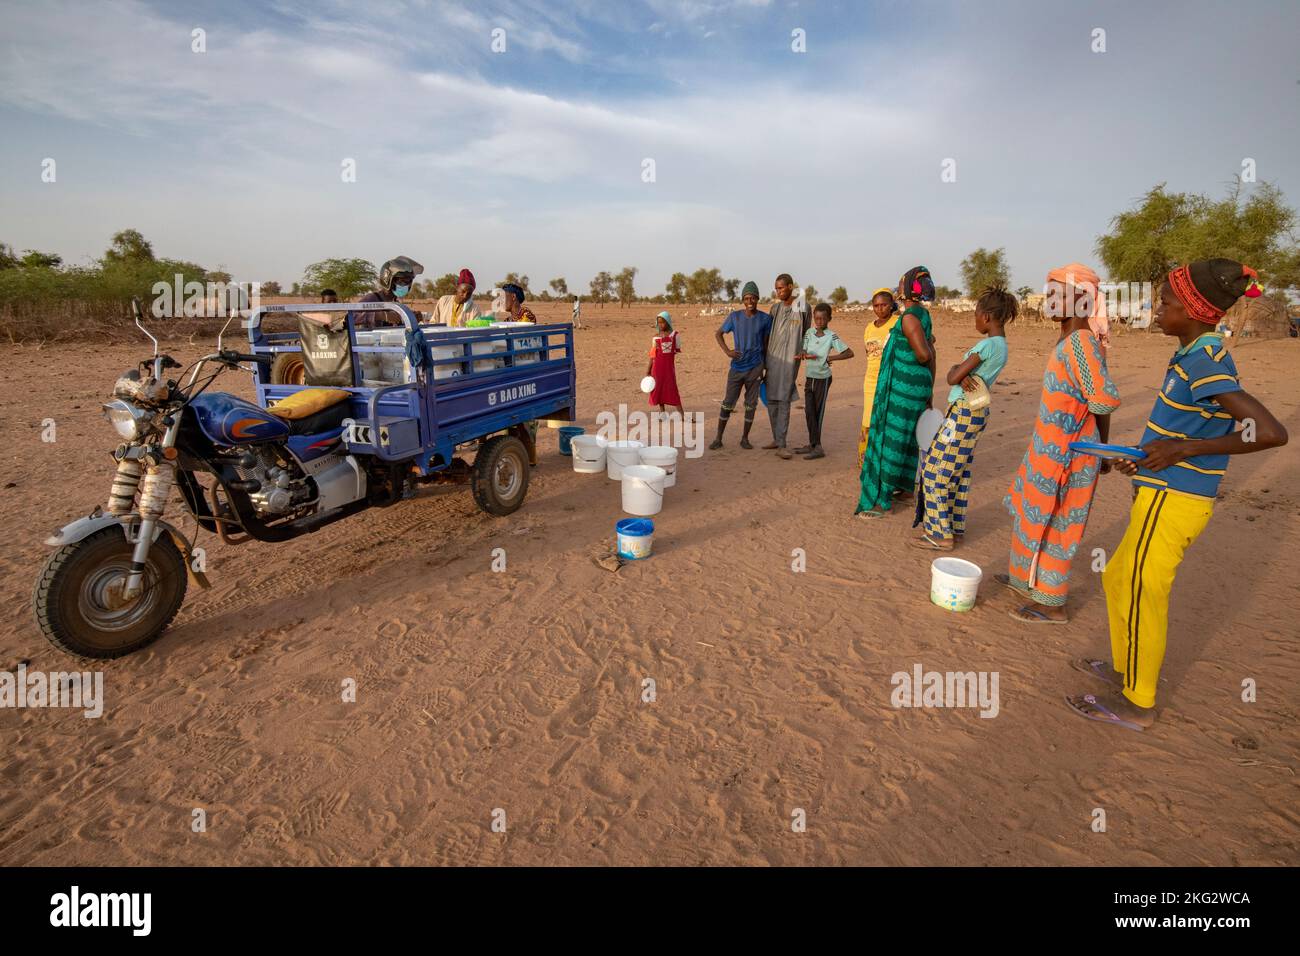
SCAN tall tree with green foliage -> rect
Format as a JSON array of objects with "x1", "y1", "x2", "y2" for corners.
[
  {"x1": 1096, "y1": 181, "x2": 1299, "y2": 297},
  {"x1": 615, "y1": 266, "x2": 637, "y2": 308},
  {"x1": 589, "y1": 271, "x2": 613, "y2": 307},
  {"x1": 300, "y1": 258, "x2": 377, "y2": 299},
  {"x1": 724, "y1": 277, "x2": 740, "y2": 302},
  {"x1": 428, "y1": 273, "x2": 459, "y2": 298},
  {"x1": 549, "y1": 277, "x2": 568, "y2": 297},
  {"x1": 665, "y1": 272, "x2": 688, "y2": 303},
  {"x1": 959, "y1": 248, "x2": 1010, "y2": 297},
  {"x1": 103, "y1": 229, "x2": 155, "y2": 264},
  {"x1": 687, "y1": 267, "x2": 723, "y2": 304},
  {"x1": 830, "y1": 286, "x2": 849, "y2": 306}
]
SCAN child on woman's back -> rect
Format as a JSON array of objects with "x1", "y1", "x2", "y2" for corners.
[{"x1": 913, "y1": 287, "x2": 1016, "y2": 550}]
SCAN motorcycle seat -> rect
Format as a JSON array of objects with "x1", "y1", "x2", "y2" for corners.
[
  {"x1": 285, "y1": 401, "x2": 352, "y2": 436},
  {"x1": 267, "y1": 387, "x2": 352, "y2": 420}
]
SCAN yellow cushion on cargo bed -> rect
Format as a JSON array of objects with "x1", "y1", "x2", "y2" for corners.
[{"x1": 268, "y1": 388, "x2": 352, "y2": 420}]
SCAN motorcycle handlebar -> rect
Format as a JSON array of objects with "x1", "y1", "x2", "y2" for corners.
[{"x1": 218, "y1": 349, "x2": 273, "y2": 365}]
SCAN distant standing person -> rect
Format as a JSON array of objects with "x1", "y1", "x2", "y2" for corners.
[
  {"x1": 431, "y1": 268, "x2": 480, "y2": 326},
  {"x1": 795, "y1": 302, "x2": 853, "y2": 459},
  {"x1": 764, "y1": 273, "x2": 811, "y2": 458},
  {"x1": 710, "y1": 281, "x2": 772, "y2": 450},
  {"x1": 572, "y1": 295, "x2": 582, "y2": 329}
]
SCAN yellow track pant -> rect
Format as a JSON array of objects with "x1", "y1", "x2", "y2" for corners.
[{"x1": 1102, "y1": 486, "x2": 1213, "y2": 709}]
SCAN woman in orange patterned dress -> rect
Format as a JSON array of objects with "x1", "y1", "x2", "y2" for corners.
[{"x1": 999, "y1": 264, "x2": 1121, "y2": 624}]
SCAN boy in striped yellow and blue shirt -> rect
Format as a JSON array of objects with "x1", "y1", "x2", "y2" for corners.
[{"x1": 1065, "y1": 259, "x2": 1288, "y2": 732}]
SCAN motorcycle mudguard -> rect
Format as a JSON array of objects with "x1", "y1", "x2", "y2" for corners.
[{"x1": 46, "y1": 514, "x2": 211, "y2": 589}]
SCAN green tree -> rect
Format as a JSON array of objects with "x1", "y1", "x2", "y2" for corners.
[
  {"x1": 686, "y1": 267, "x2": 723, "y2": 304},
  {"x1": 429, "y1": 273, "x2": 459, "y2": 298},
  {"x1": 103, "y1": 228, "x2": 155, "y2": 264},
  {"x1": 615, "y1": 266, "x2": 638, "y2": 308},
  {"x1": 665, "y1": 272, "x2": 688, "y2": 303},
  {"x1": 934, "y1": 284, "x2": 961, "y2": 300},
  {"x1": 259, "y1": 280, "x2": 282, "y2": 296},
  {"x1": 498, "y1": 272, "x2": 530, "y2": 293},
  {"x1": 959, "y1": 247, "x2": 1010, "y2": 297},
  {"x1": 1096, "y1": 181, "x2": 1299, "y2": 297},
  {"x1": 589, "y1": 271, "x2": 613, "y2": 307},
  {"x1": 1015, "y1": 285, "x2": 1034, "y2": 301},
  {"x1": 724, "y1": 277, "x2": 740, "y2": 302},
  {"x1": 0, "y1": 243, "x2": 18, "y2": 269},
  {"x1": 20, "y1": 250, "x2": 62, "y2": 268},
  {"x1": 549, "y1": 277, "x2": 568, "y2": 297},
  {"x1": 830, "y1": 286, "x2": 849, "y2": 306},
  {"x1": 300, "y1": 258, "x2": 377, "y2": 298}
]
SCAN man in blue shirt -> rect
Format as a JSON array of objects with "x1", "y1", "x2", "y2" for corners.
[{"x1": 710, "y1": 281, "x2": 771, "y2": 449}]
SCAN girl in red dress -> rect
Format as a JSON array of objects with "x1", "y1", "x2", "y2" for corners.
[{"x1": 646, "y1": 311, "x2": 683, "y2": 415}]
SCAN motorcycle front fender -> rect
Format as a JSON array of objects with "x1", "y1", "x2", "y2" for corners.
[{"x1": 46, "y1": 514, "x2": 211, "y2": 589}]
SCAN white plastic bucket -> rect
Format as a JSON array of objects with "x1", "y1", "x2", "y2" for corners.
[
  {"x1": 571, "y1": 434, "x2": 607, "y2": 474},
  {"x1": 930, "y1": 557, "x2": 982, "y2": 612},
  {"x1": 606, "y1": 440, "x2": 645, "y2": 480},
  {"x1": 621, "y1": 464, "x2": 666, "y2": 516},
  {"x1": 639, "y1": 446, "x2": 678, "y2": 488},
  {"x1": 429, "y1": 343, "x2": 464, "y2": 380},
  {"x1": 471, "y1": 339, "x2": 506, "y2": 373}
]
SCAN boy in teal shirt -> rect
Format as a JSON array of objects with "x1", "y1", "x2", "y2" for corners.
[
  {"x1": 913, "y1": 288, "x2": 1016, "y2": 549},
  {"x1": 794, "y1": 303, "x2": 853, "y2": 460}
]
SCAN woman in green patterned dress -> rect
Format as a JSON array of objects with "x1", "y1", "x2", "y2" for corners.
[{"x1": 856, "y1": 266, "x2": 937, "y2": 517}]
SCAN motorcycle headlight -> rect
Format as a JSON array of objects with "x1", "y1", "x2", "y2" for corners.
[{"x1": 103, "y1": 400, "x2": 151, "y2": 440}]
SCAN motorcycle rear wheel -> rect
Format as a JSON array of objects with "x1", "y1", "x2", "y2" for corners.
[{"x1": 33, "y1": 525, "x2": 188, "y2": 659}]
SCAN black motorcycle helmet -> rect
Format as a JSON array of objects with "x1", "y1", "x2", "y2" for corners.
[{"x1": 378, "y1": 256, "x2": 424, "y2": 295}]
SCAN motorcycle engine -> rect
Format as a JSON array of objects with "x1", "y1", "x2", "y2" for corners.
[{"x1": 234, "y1": 446, "x2": 315, "y2": 515}]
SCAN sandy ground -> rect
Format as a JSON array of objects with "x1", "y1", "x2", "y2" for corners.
[{"x1": 0, "y1": 302, "x2": 1297, "y2": 866}]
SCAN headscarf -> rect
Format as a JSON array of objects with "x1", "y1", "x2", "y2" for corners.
[
  {"x1": 1168, "y1": 258, "x2": 1262, "y2": 324},
  {"x1": 1046, "y1": 262, "x2": 1109, "y2": 349},
  {"x1": 655, "y1": 310, "x2": 673, "y2": 330},
  {"x1": 871, "y1": 286, "x2": 899, "y2": 314},
  {"x1": 741, "y1": 280, "x2": 760, "y2": 298},
  {"x1": 898, "y1": 266, "x2": 935, "y2": 303},
  {"x1": 502, "y1": 282, "x2": 525, "y2": 303},
  {"x1": 458, "y1": 268, "x2": 476, "y2": 291}
]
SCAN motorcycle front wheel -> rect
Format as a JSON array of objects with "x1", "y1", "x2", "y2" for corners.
[{"x1": 33, "y1": 525, "x2": 188, "y2": 659}]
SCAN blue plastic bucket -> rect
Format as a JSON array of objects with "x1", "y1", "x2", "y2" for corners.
[
  {"x1": 558, "y1": 425, "x2": 585, "y2": 456},
  {"x1": 616, "y1": 518, "x2": 654, "y2": 560}
]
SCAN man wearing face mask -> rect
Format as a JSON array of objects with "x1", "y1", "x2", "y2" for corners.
[{"x1": 355, "y1": 255, "x2": 424, "y2": 330}]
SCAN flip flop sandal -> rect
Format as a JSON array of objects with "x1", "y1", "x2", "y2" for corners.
[
  {"x1": 1009, "y1": 604, "x2": 1068, "y2": 625},
  {"x1": 910, "y1": 535, "x2": 953, "y2": 551},
  {"x1": 992, "y1": 573, "x2": 1027, "y2": 597},
  {"x1": 856, "y1": 510, "x2": 889, "y2": 520},
  {"x1": 1069, "y1": 658, "x2": 1122, "y2": 688},
  {"x1": 1064, "y1": 693, "x2": 1146, "y2": 732}
]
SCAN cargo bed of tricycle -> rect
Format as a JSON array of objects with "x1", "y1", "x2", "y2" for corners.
[{"x1": 245, "y1": 302, "x2": 576, "y2": 476}]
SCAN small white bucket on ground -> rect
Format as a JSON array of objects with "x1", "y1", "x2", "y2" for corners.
[
  {"x1": 606, "y1": 440, "x2": 645, "y2": 480},
  {"x1": 621, "y1": 464, "x2": 666, "y2": 516},
  {"x1": 571, "y1": 434, "x2": 607, "y2": 474},
  {"x1": 930, "y1": 557, "x2": 982, "y2": 612},
  {"x1": 638, "y1": 446, "x2": 678, "y2": 488}
]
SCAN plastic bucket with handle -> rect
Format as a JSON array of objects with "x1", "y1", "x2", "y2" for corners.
[
  {"x1": 606, "y1": 440, "x2": 645, "y2": 480},
  {"x1": 616, "y1": 518, "x2": 654, "y2": 560},
  {"x1": 930, "y1": 557, "x2": 982, "y2": 612},
  {"x1": 571, "y1": 435, "x2": 607, "y2": 474},
  {"x1": 638, "y1": 446, "x2": 678, "y2": 488},
  {"x1": 558, "y1": 426, "x2": 585, "y2": 456},
  {"x1": 621, "y1": 464, "x2": 666, "y2": 516}
]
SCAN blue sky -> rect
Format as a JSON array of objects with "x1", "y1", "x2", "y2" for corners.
[{"x1": 1, "y1": 0, "x2": 1297, "y2": 298}]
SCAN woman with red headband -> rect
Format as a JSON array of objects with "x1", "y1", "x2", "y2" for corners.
[
  {"x1": 1065, "y1": 259, "x2": 1288, "y2": 731},
  {"x1": 431, "y1": 268, "x2": 482, "y2": 327}
]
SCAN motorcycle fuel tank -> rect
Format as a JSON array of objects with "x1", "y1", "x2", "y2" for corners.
[{"x1": 190, "y1": 393, "x2": 290, "y2": 445}]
